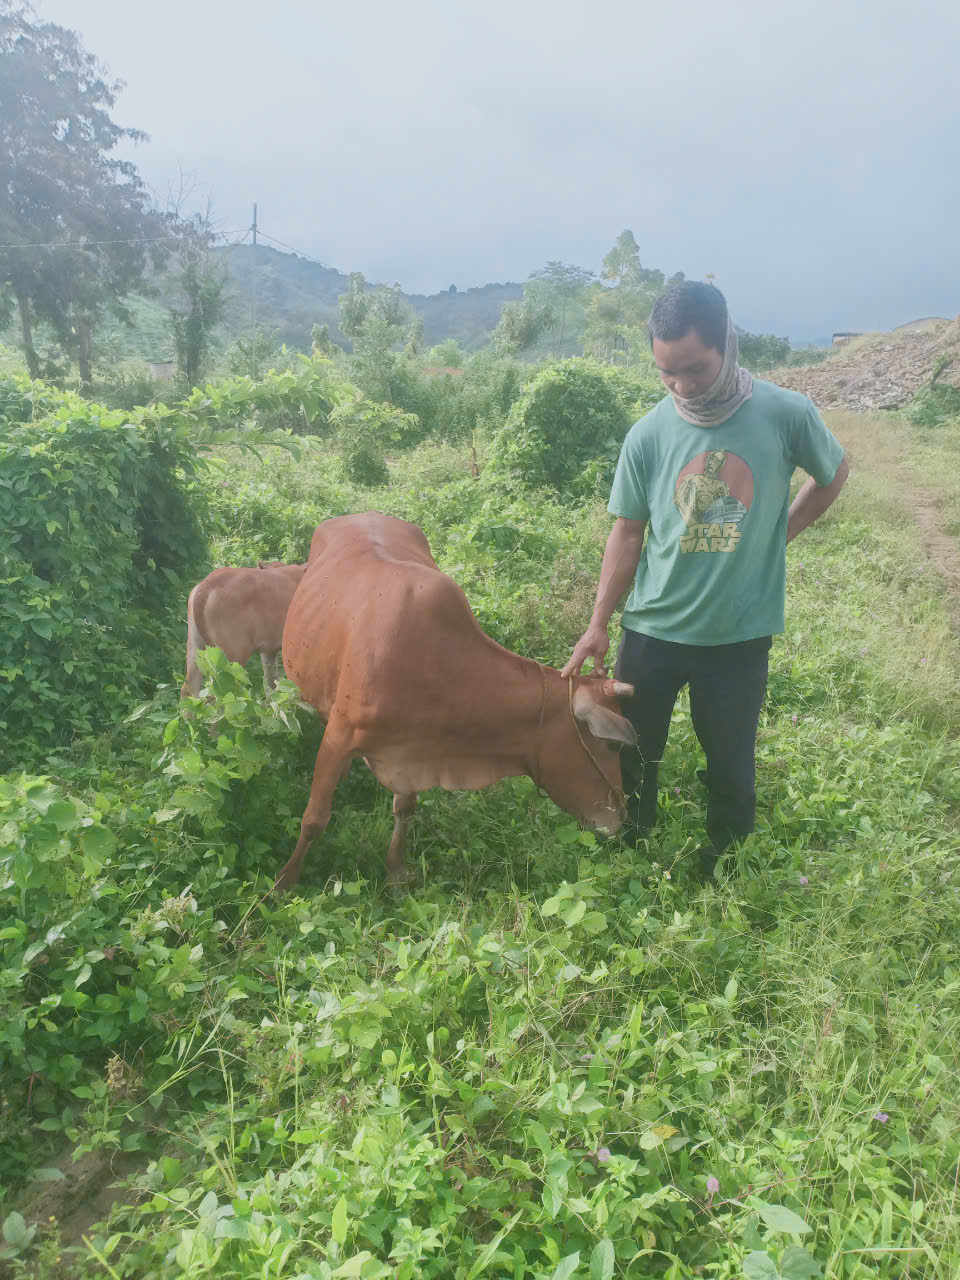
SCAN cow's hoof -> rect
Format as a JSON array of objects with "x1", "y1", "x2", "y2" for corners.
[{"x1": 387, "y1": 868, "x2": 414, "y2": 898}]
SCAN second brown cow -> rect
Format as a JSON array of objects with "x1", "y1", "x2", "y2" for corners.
[{"x1": 181, "y1": 561, "x2": 307, "y2": 705}]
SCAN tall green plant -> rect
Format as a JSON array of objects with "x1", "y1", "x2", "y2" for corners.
[{"x1": 0, "y1": 403, "x2": 206, "y2": 761}]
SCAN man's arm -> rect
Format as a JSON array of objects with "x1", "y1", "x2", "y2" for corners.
[
  {"x1": 560, "y1": 516, "x2": 646, "y2": 677},
  {"x1": 786, "y1": 455, "x2": 849, "y2": 544}
]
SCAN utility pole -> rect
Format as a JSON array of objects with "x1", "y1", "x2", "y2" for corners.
[{"x1": 250, "y1": 202, "x2": 258, "y2": 379}]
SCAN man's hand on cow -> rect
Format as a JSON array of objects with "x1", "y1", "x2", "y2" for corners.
[{"x1": 560, "y1": 623, "x2": 611, "y2": 679}]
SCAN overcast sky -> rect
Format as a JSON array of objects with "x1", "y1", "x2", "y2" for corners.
[{"x1": 34, "y1": 0, "x2": 960, "y2": 341}]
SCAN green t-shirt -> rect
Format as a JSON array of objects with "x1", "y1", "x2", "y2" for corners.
[{"x1": 607, "y1": 378, "x2": 845, "y2": 645}]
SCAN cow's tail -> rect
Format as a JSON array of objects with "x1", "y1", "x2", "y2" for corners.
[{"x1": 181, "y1": 584, "x2": 207, "y2": 708}]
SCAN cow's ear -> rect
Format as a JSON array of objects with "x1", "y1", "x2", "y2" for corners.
[{"x1": 575, "y1": 702, "x2": 636, "y2": 748}]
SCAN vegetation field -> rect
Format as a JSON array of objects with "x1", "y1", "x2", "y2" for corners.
[{"x1": 2, "y1": 357, "x2": 959, "y2": 1280}]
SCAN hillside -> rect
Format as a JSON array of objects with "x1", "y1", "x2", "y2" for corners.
[
  {"x1": 765, "y1": 315, "x2": 960, "y2": 410},
  {"x1": 137, "y1": 244, "x2": 524, "y2": 358},
  {"x1": 98, "y1": 244, "x2": 524, "y2": 362}
]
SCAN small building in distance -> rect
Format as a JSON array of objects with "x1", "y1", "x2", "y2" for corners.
[
  {"x1": 832, "y1": 331, "x2": 862, "y2": 347},
  {"x1": 148, "y1": 360, "x2": 175, "y2": 382}
]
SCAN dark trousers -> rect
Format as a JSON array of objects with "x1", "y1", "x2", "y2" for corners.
[{"x1": 614, "y1": 629, "x2": 771, "y2": 853}]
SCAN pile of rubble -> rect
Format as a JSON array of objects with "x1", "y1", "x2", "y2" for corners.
[{"x1": 765, "y1": 317, "x2": 960, "y2": 412}]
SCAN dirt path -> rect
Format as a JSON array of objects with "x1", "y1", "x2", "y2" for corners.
[
  {"x1": 910, "y1": 489, "x2": 960, "y2": 633},
  {"x1": 827, "y1": 410, "x2": 960, "y2": 635},
  {"x1": 2, "y1": 1147, "x2": 145, "y2": 1278}
]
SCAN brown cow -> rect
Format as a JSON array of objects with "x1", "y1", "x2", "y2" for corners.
[
  {"x1": 275, "y1": 512, "x2": 635, "y2": 891},
  {"x1": 181, "y1": 561, "x2": 307, "y2": 705}
]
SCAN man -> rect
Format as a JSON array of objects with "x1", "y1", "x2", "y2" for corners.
[{"x1": 562, "y1": 281, "x2": 848, "y2": 876}]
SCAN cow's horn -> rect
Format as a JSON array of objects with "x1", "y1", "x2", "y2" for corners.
[{"x1": 602, "y1": 679, "x2": 635, "y2": 698}]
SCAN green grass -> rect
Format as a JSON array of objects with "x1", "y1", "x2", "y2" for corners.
[{"x1": 2, "y1": 425, "x2": 960, "y2": 1279}]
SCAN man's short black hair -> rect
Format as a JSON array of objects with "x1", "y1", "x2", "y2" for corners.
[{"x1": 648, "y1": 280, "x2": 728, "y2": 354}]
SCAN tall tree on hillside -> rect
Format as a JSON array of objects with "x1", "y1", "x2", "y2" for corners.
[
  {"x1": 526, "y1": 261, "x2": 595, "y2": 356},
  {"x1": 0, "y1": 1, "x2": 167, "y2": 381},
  {"x1": 338, "y1": 273, "x2": 418, "y2": 401},
  {"x1": 168, "y1": 216, "x2": 229, "y2": 387},
  {"x1": 337, "y1": 272, "x2": 371, "y2": 342},
  {"x1": 584, "y1": 229, "x2": 669, "y2": 363}
]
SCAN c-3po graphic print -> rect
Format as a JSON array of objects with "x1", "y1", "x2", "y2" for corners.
[{"x1": 673, "y1": 448, "x2": 754, "y2": 554}]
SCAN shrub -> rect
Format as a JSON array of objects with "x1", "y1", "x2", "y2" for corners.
[
  {"x1": 0, "y1": 371, "x2": 73, "y2": 426},
  {"x1": 491, "y1": 358, "x2": 634, "y2": 495},
  {"x1": 906, "y1": 366, "x2": 960, "y2": 428},
  {"x1": 171, "y1": 356, "x2": 356, "y2": 437},
  {"x1": 0, "y1": 403, "x2": 207, "y2": 762},
  {"x1": 330, "y1": 396, "x2": 420, "y2": 486},
  {"x1": 594, "y1": 363, "x2": 664, "y2": 421}
]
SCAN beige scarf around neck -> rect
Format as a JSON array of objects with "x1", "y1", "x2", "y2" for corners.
[{"x1": 671, "y1": 316, "x2": 753, "y2": 427}]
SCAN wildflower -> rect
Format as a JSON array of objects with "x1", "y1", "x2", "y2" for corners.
[
  {"x1": 597, "y1": 1147, "x2": 611, "y2": 1163},
  {"x1": 874, "y1": 1111, "x2": 889, "y2": 1124},
  {"x1": 663, "y1": 870, "x2": 671, "y2": 880},
  {"x1": 799, "y1": 875, "x2": 809, "y2": 886},
  {"x1": 860, "y1": 647, "x2": 868, "y2": 656},
  {"x1": 706, "y1": 1175, "x2": 720, "y2": 1194},
  {"x1": 674, "y1": 786, "x2": 681, "y2": 795},
  {"x1": 921, "y1": 658, "x2": 928, "y2": 665},
  {"x1": 791, "y1": 714, "x2": 798, "y2": 723}
]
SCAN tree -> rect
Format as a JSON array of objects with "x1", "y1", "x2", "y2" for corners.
[
  {"x1": 404, "y1": 314, "x2": 425, "y2": 357},
  {"x1": 426, "y1": 337, "x2": 463, "y2": 369},
  {"x1": 526, "y1": 261, "x2": 594, "y2": 356},
  {"x1": 491, "y1": 296, "x2": 554, "y2": 356},
  {"x1": 584, "y1": 229, "x2": 666, "y2": 363},
  {"x1": 736, "y1": 328, "x2": 791, "y2": 371},
  {"x1": 338, "y1": 273, "x2": 418, "y2": 402},
  {"x1": 0, "y1": 2, "x2": 168, "y2": 382},
  {"x1": 337, "y1": 272, "x2": 371, "y2": 342},
  {"x1": 311, "y1": 323, "x2": 334, "y2": 356},
  {"x1": 168, "y1": 220, "x2": 229, "y2": 387}
]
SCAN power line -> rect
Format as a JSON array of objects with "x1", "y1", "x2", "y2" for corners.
[
  {"x1": 0, "y1": 230, "x2": 248, "y2": 252},
  {"x1": 255, "y1": 229, "x2": 328, "y2": 267}
]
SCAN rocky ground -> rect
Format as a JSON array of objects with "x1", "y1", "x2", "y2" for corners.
[{"x1": 766, "y1": 316, "x2": 960, "y2": 411}]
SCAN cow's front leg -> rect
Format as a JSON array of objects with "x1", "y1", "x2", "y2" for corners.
[
  {"x1": 274, "y1": 728, "x2": 353, "y2": 893},
  {"x1": 386, "y1": 792, "x2": 418, "y2": 889}
]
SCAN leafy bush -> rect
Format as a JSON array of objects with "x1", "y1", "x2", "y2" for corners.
[
  {"x1": 736, "y1": 328, "x2": 791, "y2": 371},
  {"x1": 594, "y1": 362, "x2": 664, "y2": 421},
  {"x1": 0, "y1": 371, "x2": 73, "y2": 425},
  {"x1": 491, "y1": 358, "x2": 634, "y2": 495},
  {"x1": 171, "y1": 356, "x2": 356, "y2": 437},
  {"x1": 785, "y1": 345, "x2": 830, "y2": 367},
  {"x1": 330, "y1": 395, "x2": 421, "y2": 485},
  {"x1": 0, "y1": 402, "x2": 207, "y2": 762},
  {"x1": 906, "y1": 362, "x2": 960, "y2": 427}
]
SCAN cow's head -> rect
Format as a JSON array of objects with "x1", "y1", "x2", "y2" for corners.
[{"x1": 538, "y1": 675, "x2": 635, "y2": 835}]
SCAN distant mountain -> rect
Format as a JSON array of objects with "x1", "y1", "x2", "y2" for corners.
[
  {"x1": 101, "y1": 243, "x2": 524, "y2": 362},
  {"x1": 214, "y1": 243, "x2": 523, "y2": 353}
]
